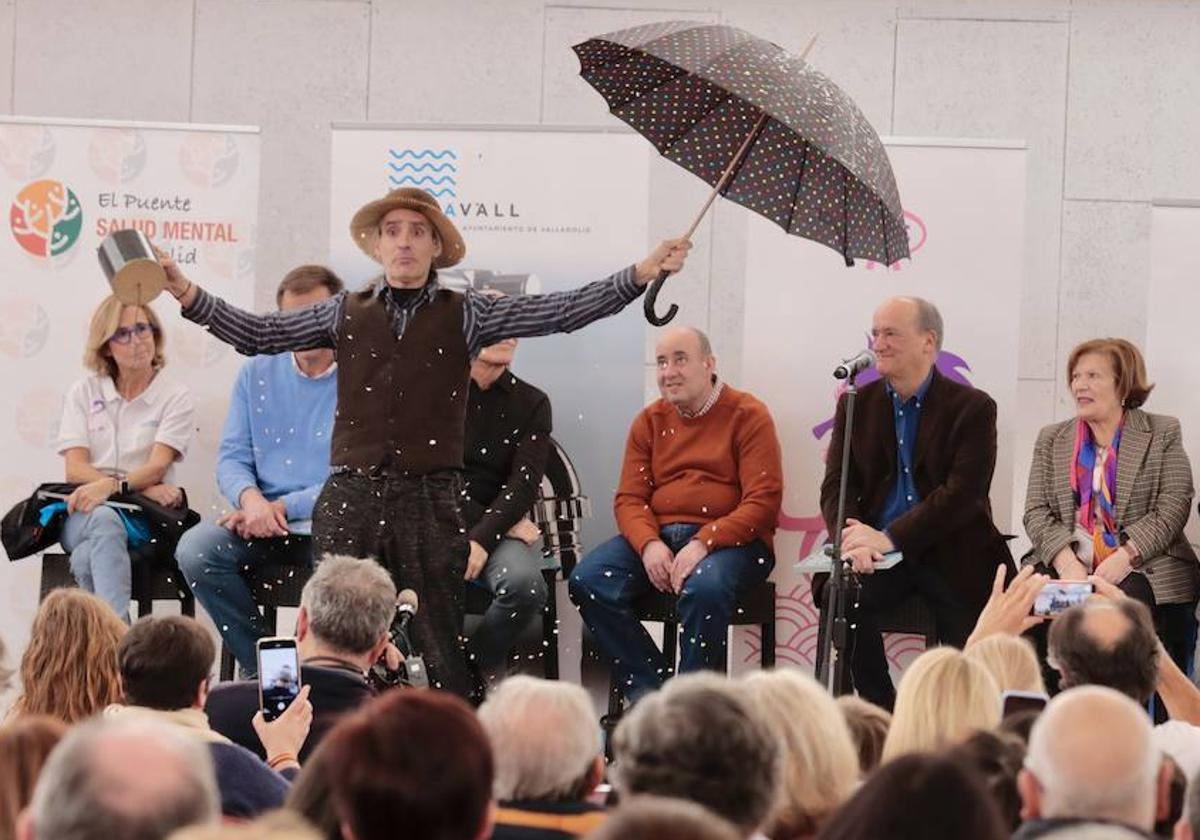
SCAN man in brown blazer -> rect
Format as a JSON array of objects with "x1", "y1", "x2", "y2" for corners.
[{"x1": 820, "y1": 296, "x2": 1013, "y2": 708}]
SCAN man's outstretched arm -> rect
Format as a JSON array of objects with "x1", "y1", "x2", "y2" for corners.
[
  {"x1": 160, "y1": 248, "x2": 338, "y2": 356},
  {"x1": 466, "y1": 239, "x2": 691, "y2": 353}
]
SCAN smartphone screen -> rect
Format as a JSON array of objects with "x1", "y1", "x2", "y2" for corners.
[
  {"x1": 257, "y1": 637, "x2": 301, "y2": 722},
  {"x1": 1032, "y1": 581, "x2": 1094, "y2": 617},
  {"x1": 1001, "y1": 690, "x2": 1048, "y2": 720}
]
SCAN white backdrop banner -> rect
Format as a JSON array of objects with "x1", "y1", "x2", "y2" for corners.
[
  {"x1": 0, "y1": 117, "x2": 260, "y2": 687},
  {"x1": 329, "y1": 125, "x2": 650, "y2": 557},
  {"x1": 738, "y1": 139, "x2": 1026, "y2": 675},
  {"x1": 1146, "y1": 202, "x2": 1200, "y2": 547}
]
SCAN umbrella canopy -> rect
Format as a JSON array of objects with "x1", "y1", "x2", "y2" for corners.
[{"x1": 575, "y1": 21, "x2": 909, "y2": 322}]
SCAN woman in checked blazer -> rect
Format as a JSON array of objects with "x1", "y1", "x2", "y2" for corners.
[{"x1": 1024, "y1": 338, "x2": 1199, "y2": 667}]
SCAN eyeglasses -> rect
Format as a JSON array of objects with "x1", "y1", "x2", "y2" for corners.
[{"x1": 108, "y1": 322, "x2": 156, "y2": 345}]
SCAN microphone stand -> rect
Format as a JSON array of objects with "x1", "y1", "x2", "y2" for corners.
[{"x1": 817, "y1": 372, "x2": 860, "y2": 696}]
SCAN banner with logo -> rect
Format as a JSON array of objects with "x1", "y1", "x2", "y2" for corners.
[
  {"x1": 0, "y1": 117, "x2": 259, "y2": 672},
  {"x1": 329, "y1": 125, "x2": 649, "y2": 552},
  {"x1": 736, "y1": 139, "x2": 1026, "y2": 675},
  {"x1": 1145, "y1": 201, "x2": 1200, "y2": 547}
]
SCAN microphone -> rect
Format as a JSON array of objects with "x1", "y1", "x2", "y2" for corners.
[
  {"x1": 391, "y1": 588, "x2": 419, "y2": 642},
  {"x1": 833, "y1": 349, "x2": 876, "y2": 380}
]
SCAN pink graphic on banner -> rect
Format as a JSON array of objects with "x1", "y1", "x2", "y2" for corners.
[
  {"x1": 866, "y1": 210, "x2": 926, "y2": 271},
  {"x1": 742, "y1": 345, "x2": 977, "y2": 671}
]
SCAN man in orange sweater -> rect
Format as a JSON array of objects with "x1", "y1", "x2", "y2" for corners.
[{"x1": 568, "y1": 326, "x2": 783, "y2": 702}]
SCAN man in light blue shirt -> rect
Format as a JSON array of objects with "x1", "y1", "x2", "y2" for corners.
[{"x1": 177, "y1": 266, "x2": 341, "y2": 676}]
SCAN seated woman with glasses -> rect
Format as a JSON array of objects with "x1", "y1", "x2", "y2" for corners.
[{"x1": 53, "y1": 296, "x2": 194, "y2": 620}]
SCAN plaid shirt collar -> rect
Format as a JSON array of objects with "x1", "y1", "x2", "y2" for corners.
[{"x1": 676, "y1": 377, "x2": 724, "y2": 419}]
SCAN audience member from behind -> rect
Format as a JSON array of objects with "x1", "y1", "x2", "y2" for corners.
[
  {"x1": 1050, "y1": 597, "x2": 1158, "y2": 705},
  {"x1": 207, "y1": 555, "x2": 394, "y2": 761},
  {"x1": 881, "y1": 646, "x2": 1000, "y2": 762},
  {"x1": 7, "y1": 589, "x2": 126, "y2": 724},
  {"x1": 815, "y1": 752, "x2": 1008, "y2": 840},
  {"x1": 167, "y1": 810, "x2": 321, "y2": 840},
  {"x1": 16, "y1": 717, "x2": 219, "y2": 840},
  {"x1": 743, "y1": 668, "x2": 859, "y2": 839},
  {"x1": 477, "y1": 676, "x2": 606, "y2": 839},
  {"x1": 610, "y1": 673, "x2": 780, "y2": 839},
  {"x1": 835, "y1": 696, "x2": 891, "y2": 776},
  {"x1": 284, "y1": 739, "x2": 340, "y2": 840},
  {"x1": 584, "y1": 796, "x2": 742, "y2": 840},
  {"x1": 947, "y1": 729, "x2": 1027, "y2": 832},
  {"x1": 322, "y1": 690, "x2": 495, "y2": 840},
  {"x1": 1016, "y1": 686, "x2": 1172, "y2": 839},
  {"x1": 110, "y1": 614, "x2": 312, "y2": 818},
  {"x1": 966, "y1": 633, "x2": 1047, "y2": 694},
  {"x1": 0, "y1": 716, "x2": 67, "y2": 840}
]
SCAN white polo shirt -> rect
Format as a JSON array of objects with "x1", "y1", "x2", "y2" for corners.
[{"x1": 55, "y1": 372, "x2": 194, "y2": 483}]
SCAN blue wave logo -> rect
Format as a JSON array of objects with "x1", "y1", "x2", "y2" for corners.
[{"x1": 387, "y1": 148, "x2": 458, "y2": 198}]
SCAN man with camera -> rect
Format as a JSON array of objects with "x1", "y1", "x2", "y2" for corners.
[{"x1": 206, "y1": 555, "x2": 396, "y2": 762}]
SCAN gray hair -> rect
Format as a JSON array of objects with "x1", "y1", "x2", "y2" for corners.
[
  {"x1": 30, "y1": 717, "x2": 218, "y2": 840},
  {"x1": 477, "y1": 676, "x2": 600, "y2": 802},
  {"x1": 688, "y1": 326, "x2": 713, "y2": 358},
  {"x1": 1025, "y1": 685, "x2": 1160, "y2": 828},
  {"x1": 909, "y1": 296, "x2": 944, "y2": 351},
  {"x1": 611, "y1": 673, "x2": 780, "y2": 833},
  {"x1": 301, "y1": 555, "x2": 397, "y2": 655}
]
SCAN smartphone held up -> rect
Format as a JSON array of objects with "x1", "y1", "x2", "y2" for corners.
[{"x1": 257, "y1": 636, "x2": 302, "y2": 722}]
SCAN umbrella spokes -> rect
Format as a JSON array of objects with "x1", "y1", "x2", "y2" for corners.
[{"x1": 644, "y1": 111, "x2": 770, "y2": 326}]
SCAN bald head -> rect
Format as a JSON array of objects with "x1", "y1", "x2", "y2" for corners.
[
  {"x1": 25, "y1": 718, "x2": 218, "y2": 840},
  {"x1": 1021, "y1": 686, "x2": 1163, "y2": 829},
  {"x1": 655, "y1": 326, "x2": 716, "y2": 414}
]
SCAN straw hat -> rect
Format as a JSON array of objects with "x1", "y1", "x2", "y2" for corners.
[{"x1": 349, "y1": 187, "x2": 465, "y2": 269}]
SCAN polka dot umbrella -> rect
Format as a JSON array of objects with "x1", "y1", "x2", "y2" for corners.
[{"x1": 574, "y1": 20, "x2": 910, "y2": 325}]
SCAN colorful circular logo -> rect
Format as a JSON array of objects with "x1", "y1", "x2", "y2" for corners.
[
  {"x1": 0, "y1": 125, "x2": 56, "y2": 180},
  {"x1": 88, "y1": 128, "x2": 147, "y2": 185},
  {"x1": 179, "y1": 133, "x2": 239, "y2": 188},
  {"x1": 10, "y1": 180, "x2": 84, "y2": 258}
]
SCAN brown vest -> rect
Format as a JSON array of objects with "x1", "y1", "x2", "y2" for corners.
[{"x1": 331, "y1": 286, "x2": 469, "y2": 474}]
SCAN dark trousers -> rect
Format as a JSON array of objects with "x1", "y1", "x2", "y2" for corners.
[
  {"x1": 847, "y1": 561, "x2": 978, "y2": 710},
  {"x1": 568, "y1": 523, "x2": 774, "y2": 702},
  {"x1": 312, "y1": 470, "x2": 470, "y2": 697}
]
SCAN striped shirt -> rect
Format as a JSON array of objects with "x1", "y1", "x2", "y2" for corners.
[{"x1": 181, "y1": 266, "x2": 643, "y2": 358}]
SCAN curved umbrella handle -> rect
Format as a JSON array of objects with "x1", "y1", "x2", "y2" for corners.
[{"x1": 643, "y1": 269, "x2": 678, "y2": 326}]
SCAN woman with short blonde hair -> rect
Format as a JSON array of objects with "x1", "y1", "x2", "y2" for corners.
[
  {"x1": 965, "y1": 634, "x2": 1046, "y2": 695},
  {"x1": 8, "y1": 589, "x2": 126, "y2": 724},
  {"x1": 743, "y1": 668, "x2": 860, "y2": 840},
  {"x1": 56, "y1": 295, "x2": 192, "y2": 619},
  {"x1": 881, "y1": 647, "x2": 1000, "y2": 762}
]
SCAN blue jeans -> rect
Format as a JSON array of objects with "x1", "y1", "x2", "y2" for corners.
[
  {"x1": 568, "y1": 523, "x2": 774, "y2": 702},
  {"x1": 466, "y1": 537, "x2": 549, "y2": 669},
  {"x1": 61, "y1": 507, "x2": 132, "y2": 621},
  {"x1": 176, "y1": 522, "x2": 314, "y2": 676}
]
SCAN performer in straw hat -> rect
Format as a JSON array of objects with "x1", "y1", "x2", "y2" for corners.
[{"x1": 156, "y1": 187, "x2": 690, "y2": 697}]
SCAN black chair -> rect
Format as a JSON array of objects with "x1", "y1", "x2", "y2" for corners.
[
  {"x1": 218, "y1": 436, "x2": 591, "y2": 681},
  {"x1": 462, "y1": 436, "x2": 591, "y2": 681},
  {"x1": 39, "y1": 547, "x2": 195, "y2": 618},
  {"x1": 604, "y1": 580, "x2": 777, "y2": 722}
]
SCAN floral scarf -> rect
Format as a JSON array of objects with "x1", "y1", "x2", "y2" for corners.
[{"x1": 1071, "y1": 418, "x2": 1122, "y2": 565}]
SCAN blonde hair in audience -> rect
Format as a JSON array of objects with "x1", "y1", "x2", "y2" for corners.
[
  {"x1": 965, "y1": 634, "x2": 1046, "y2": 695},
  {"x1": 743, "y1": 668, "x2": 860, "y2": 838},
  {"x1": 881, "y1": 647, "x2": 1001, "y2": 762},
  {"x1": 83, "y1": 295, "x2": 166, "y2": 380},
  {"x1": 9, "y1": 589, "x2": 127, "y2": 724}
]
